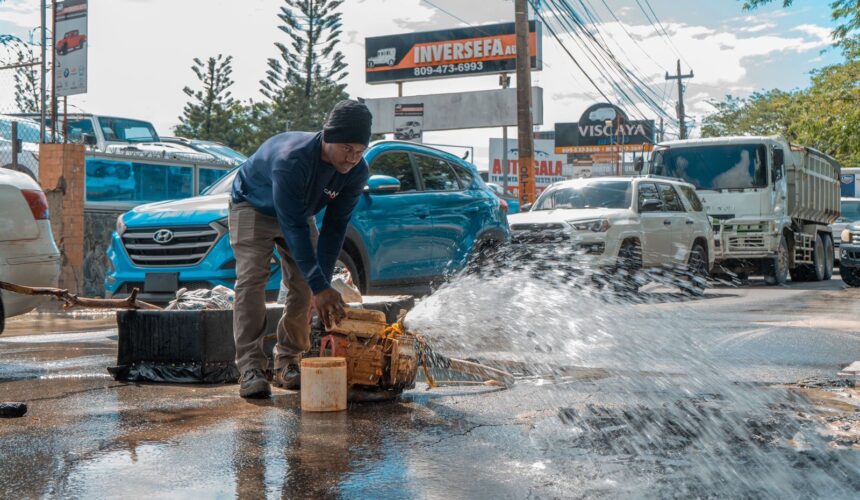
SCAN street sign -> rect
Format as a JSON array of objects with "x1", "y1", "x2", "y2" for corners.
[
  {"x1": 54, "y1": 0, "x2": 88, "y2": 97},
  {"x1": 554, "y1": 103, "x2": 654, "y2": 154},
  {"x1": 365, "y1": 21, "x2": 541, "y2": 84}
]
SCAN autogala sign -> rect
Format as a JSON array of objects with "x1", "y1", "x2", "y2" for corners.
[
  {"x1": 554, "y1": 103, "x2": 654, "y2": 154},
  {"x1": 488, "y1": 138, "x2": 569, "y2": 196},
  {"x1": 54, "y1": 0, "x2": 88, "y2": 97},
  {"x1": 365, "y1": 21, "x2": 541, "y2": 84}
]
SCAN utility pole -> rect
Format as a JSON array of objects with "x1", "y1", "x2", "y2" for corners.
[
  {"x1": 40, "y1": 0, "x2": 47, "y2": 143},
  {"x1": 500, "y1": 73, "x2": 511, "y2": 196},
  {"x1": 514, "y1": 0, "x2": 535, "y2": 205},
  {"x1": 665, "y1": 59, "x2": 693, "y2": 140},
  {"x1": 658, "y1": 117, "x2": 664, "y2": 142},
  {"x1": 50, "y1": 0, "x2": 57, "y2": 143}
]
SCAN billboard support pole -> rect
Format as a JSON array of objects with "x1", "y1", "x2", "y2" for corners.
[
  {"x1": 50, "y1": 0, "x2": 57, "y2": 143},
  {"x1": 397, "y1": 82, "x2": 403, "y2": 97},
  {"x1": 40, "y1": 0, "x2": 47, "y2": 143},
  {"x1": 514, "y1": 0, "x2": 535, "y2": 205}
]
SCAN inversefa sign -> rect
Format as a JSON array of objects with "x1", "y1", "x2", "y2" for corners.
[
  {"x1": 554, "y1": 104, "x2": 655, "y2": 154},
  {"x1": 365, "y1": 21, "x2": 541, "y2": 84}
]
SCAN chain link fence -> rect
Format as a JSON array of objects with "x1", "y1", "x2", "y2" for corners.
[{"x1": 1, "y1": 36, "x2": 52, "y2": 180}]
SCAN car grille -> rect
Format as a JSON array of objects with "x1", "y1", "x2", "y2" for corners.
[
  {"x1": 727, "y1": 235, "x2": 766, "y2": 252},
  {"x1": 121, "y1": 225, "x2": 220, "y2": 266},
  {"x1": 852, "y1": 233, "x2": 860, "y2": 245},
  {"x1": 511, "y1": 223, "x2": 568, "y2": 244}
]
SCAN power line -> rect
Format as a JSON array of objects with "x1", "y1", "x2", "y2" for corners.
[
  {"x1": 634, "y1": 0, "x2": 692, "y2": 70},
  {"x1": 543, "y1": 0, "x2": 679, "y2": 130}
]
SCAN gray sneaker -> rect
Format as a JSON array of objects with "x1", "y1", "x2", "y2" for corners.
[
  {"x1": 273, "y1": 363, "x2": 301, "y2": 390},
  {"x1": 239, "y1": 368, "x2": 271, "y2": 399}
]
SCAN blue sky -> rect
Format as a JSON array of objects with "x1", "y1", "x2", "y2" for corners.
[{"x1": 0, "y1": 0, "x2": 844, "y2": 166}]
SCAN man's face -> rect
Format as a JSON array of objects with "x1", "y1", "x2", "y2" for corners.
[{"x1": 324, "y1": 142, "x2": 367, "y2": 174}]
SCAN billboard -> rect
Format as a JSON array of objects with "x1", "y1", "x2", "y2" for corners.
[
  {"x1": 488, "y1": 138, "x2": 569, "y2": 196},
  {"x1": 555, "y1": 103, "x2": 654, "y2": 154},
  {"x1": 363, "y1": 87, "x2": 543, "y2": 134},
  {"x1": 365, "y1": 21, "x2": 541, "y2": 84},
  {"x1": 54, "y1": 0, "x2": 88, "y2": 96},
  {"x1": 393, "y1": 103, "x2": 424, "y2": 142}
]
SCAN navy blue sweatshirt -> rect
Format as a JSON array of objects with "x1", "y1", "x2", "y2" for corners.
[{"x1": 231, "y1": 132, "x2": 369, "y2": 294}]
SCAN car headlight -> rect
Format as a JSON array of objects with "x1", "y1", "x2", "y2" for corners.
[
  {"x1": 568, "y1": 219, "x2": 610, "y2": 232},
  {"x1": 842, "y1": 228, "x2": 852, "y2": 243},
  {"x1": 116, "y1": 215, "x2": 127, "y2": 235}
]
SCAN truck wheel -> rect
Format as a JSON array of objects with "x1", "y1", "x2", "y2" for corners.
[
  {"x1": 811, "y1": 233, "x2": 826, "y2": 281},
  {"x1": 764, "y1": 235, "x2": 789, "y2": 285},
  {"x1": 822, "y1": 234, "x2": 834, "y2": 280},
  {"x1": 841, "y1": 268, "x2": 860, "y2": 287},
  {"x1": 0, "y1": 294, "x2": 5, "y2": 335},
  {"x1": 679, "y1": 243, "x2": 708, "y2": 296}
]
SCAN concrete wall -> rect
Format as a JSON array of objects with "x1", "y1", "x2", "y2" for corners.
[{"x1": 84, "y1": 208, "x2": 124, "y2": 297}]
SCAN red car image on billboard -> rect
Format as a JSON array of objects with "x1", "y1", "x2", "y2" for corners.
[{"x1": 56, "y1": 30, "x2": 87, "y2": 56}]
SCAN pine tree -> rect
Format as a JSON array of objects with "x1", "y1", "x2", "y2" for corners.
[
  {"x1": 13, "y1": 48, "x2": 42, "y2": 113},
  {"x1": 174, "y1": 55, "x2": 238, "y2": 145},
  {"x1": 259, "y1": 0, "x2": 349, "y2": 134}
]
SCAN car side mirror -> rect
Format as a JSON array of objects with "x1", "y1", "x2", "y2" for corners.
[
  {"x1": 364, "y1": 174, "x2": 401, "y2": 194},
  {"x1": 521, "y1": 203, "x2": 533, "y2": 212},
  {"x1": 634, "y1": 157, "x2": 644, "y2": 172},
  {"x1": 772, "y1": 148, "x2": 784, "y2": 185},
  {"x1": 640, "y1": 199, "x2": 663, "y2": 212},
  {"x1": 82, "y1": 133, "x2": 97, "y2": 147}
]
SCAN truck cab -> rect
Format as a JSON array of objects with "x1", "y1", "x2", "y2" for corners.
[{"x1": 645, "y1": 136, "x2": 841, "y2": 284}]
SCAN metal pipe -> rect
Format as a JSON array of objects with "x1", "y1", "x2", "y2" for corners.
[{"x1": 11, "y1": 122, "x2": 19, "y2": 169}]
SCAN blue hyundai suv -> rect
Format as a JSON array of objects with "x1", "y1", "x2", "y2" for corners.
[{"x1": 105, "y1": 140, "x2": 509, "y2": 301}]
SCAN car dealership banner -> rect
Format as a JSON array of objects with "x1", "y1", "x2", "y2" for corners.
[
  {"x1": 554, "y1": 103, "x2": 654, "y2": 154},
  {"x1": 394, "y1": 103, "x2": 424, "y2": 142},
  {"x1": 488, "y1": 138, "x2": 569, "y2": 196},
  {"x1": 365, "y1": 21, "x2": 541, "y2": 84},
  {"x1": 54, "y1": 0, "x2": 88, "y2": 96}
]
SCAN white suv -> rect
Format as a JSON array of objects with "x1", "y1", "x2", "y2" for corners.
[{"x1": 508, "y1": 176, "x2": 715, "y2": 293}]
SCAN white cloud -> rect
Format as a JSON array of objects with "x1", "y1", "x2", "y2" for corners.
[{"x1": 0, "y1": 0, "x2": 838, "y2": 167}]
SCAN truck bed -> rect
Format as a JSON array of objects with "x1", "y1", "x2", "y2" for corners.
[{"x1": 786, "y1": 145, "x2": 840, "y2": 225}]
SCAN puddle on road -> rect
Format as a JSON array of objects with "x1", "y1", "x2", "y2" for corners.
[{"x1": 404, "y1": 254, "x2": 860, "y2": 498}]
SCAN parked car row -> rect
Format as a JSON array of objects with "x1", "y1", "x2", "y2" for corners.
[{"x1": 105, "y1": 140, "x2": 508, "y2": 302}]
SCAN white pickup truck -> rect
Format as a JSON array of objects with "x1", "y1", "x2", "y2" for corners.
[{"x1": 643, "y1": 136, "x2": 841, "y2": 284}]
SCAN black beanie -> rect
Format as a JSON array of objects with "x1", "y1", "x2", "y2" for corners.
[{"x1": 323, "y1": 100, "x2": 373, "y2": 146}]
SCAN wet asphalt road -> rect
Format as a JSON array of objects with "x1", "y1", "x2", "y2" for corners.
[{"x1": 1, "y1": 278, "x2": 859, "y2": 498}]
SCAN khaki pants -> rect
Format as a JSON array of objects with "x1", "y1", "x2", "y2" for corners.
[{"x1": 228, "y1": 201, "x2": 319, "y2": 374}]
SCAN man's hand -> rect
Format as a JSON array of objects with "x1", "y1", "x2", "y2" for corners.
[{"x1": 313, "y1": 287, "x2": 347, "y2": 329}]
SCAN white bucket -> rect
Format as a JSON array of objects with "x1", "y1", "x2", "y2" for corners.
[{"x1": 300, "y1": 357, "x2": 348, "y2": 412}]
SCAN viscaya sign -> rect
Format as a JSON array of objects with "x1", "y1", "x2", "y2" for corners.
[
  {"x1": 365, "y1": 21, "x2": 541, "y2": 84},
  {"x1": 554, "y1": 103, "x2": 655, "y2": 154}
]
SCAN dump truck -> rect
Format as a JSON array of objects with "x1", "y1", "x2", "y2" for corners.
[{"x1": 642, "y1": 136, "x2": 841, "y2": 284}]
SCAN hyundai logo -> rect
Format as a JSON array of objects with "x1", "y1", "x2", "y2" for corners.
[{"x1": 153, "y1": 229, "x2": 174, "y2": 244}]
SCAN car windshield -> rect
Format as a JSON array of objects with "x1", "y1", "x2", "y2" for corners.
[
  {"x1": 97, "y1": 117, "x2": 158, "y2": 143},
  {"x1": 652, "y1": 144, "x2": 768, "y2": 190},
  {"x1": 534, "y1": 180, "x2": 632, "y2": 210},
  {"x1": 0, "y1": 119, "x2": 43, "y2": 143},
  {"x1": 840, "y1": 201, "x2": 860, "y2": 222},
  {"x1": 203, "y1": 169, "x2": 238, "y2": 195},
  {"x1": 193, "y1": 141, "x2": 247, "y2": 164}
]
